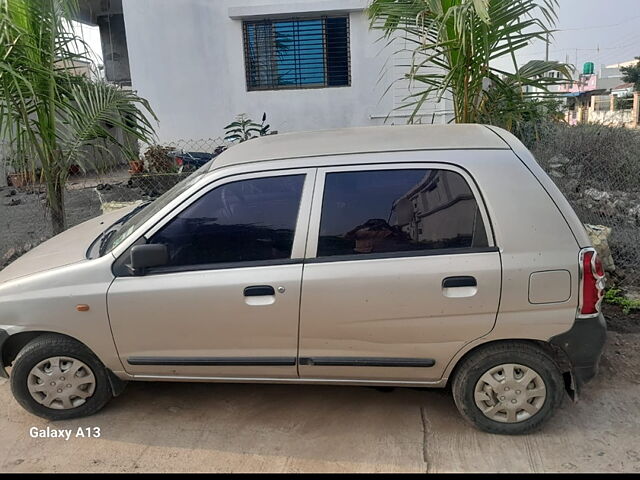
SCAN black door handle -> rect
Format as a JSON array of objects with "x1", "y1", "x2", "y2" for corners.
[
  {"x1": 244, "y1": 285, "x2": 275, "y2": 297},
  {"x1": 442, "y1": 276, "x2": 477, "y2": 288}
]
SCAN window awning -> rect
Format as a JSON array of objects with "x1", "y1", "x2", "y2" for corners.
[{"x1": 229, "y1": 0, "x2": 367, "y2": 20}]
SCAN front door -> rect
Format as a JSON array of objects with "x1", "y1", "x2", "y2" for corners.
[
  {"x1": 108, "y1": 170, "x2": 314, "y2": 378},
  {"x1": 298, "y1": 165, "x2": 501, "y2": 382}
]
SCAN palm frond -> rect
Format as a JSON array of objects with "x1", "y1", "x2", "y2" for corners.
[
  {"x1": 0, "y1": 0, "x2": 158, "y2": 233},
  {"x1": 368, "y1": 0, "x2": 570, "y2": 124},
  {"x1": 61, "y1": 80, "x2": 157, "y2": 168}
]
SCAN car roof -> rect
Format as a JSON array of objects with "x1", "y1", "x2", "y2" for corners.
[{"x1": 210, "y1": 124, "x2": 510, "y2": 171}]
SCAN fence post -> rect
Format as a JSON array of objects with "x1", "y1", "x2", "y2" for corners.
[
  {"x1": 610, "y1": 94, "x2": 615, "y2": 112},
  {"x1": 633, "y1": 92, "x2": 639, "y2": 128},
  {"x1": 587, "y1": 95, "x2": 598, "y2": 123}
]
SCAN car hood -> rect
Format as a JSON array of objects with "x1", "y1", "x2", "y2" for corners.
[{"x1": 0, "y1": 205, "x2": 139, "y2": 285}]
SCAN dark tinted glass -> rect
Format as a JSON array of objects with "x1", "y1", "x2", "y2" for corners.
[
  {"x1": 151, "y1": 175, "x2": 305, "y2": 268},
  {"x1": 318, "y1": 169, "x2": 488, "y2": 258}
]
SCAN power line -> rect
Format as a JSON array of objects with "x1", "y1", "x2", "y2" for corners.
[
  {"x1": 553, "y1": 14, "x2": 640, "y2": 32},
  {"x1": 520, "y1": 30, "x2": 640, "y2": 61},
  {"x1": 525, "y1": 37, "x2": 640, "y2": 58}
]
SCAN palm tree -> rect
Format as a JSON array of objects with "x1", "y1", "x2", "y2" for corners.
[
  {"x1": 368, "y1": 0, "x2": 572, "y2": 124},
  {"x1": 0, "y1": 0, "x2": 157, "y2": 234}
]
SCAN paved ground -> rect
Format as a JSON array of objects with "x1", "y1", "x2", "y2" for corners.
[{"x1": 0, "y1": 327, "x2": 639, "y2": 473}]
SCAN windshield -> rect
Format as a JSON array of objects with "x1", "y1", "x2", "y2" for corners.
[{"x1": 97, "y1": 169, "x2": 208, "y2": 256}]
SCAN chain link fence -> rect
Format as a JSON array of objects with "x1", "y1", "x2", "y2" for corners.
[
  {"x1": 1, "y1": 137, "x2": 227, "y2": 267},
  {"x1": 2, "y1": 125, "x2": 640, "y2": 293},
  {"x1": 526, "y1": 122, "x2": 640, "y2": 291}
]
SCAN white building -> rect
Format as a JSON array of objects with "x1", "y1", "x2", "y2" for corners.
[{"x1": 75, "y1": 0, "x2": 452, "y2": 144}]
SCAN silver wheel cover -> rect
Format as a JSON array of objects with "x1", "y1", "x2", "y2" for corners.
[
  {"x1": 27, "y1": 356, "x2": 96, "y2": 410},
  {"x1": 474, "y1": 363, "x2": 547, "y2": 423}
]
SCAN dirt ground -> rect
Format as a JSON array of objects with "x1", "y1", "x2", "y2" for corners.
[
  {"x1": 0, "y1": 307, "x2": 638, "y2": 473},
  {"x1": 0, "y1": 181, "x2": 142, "y2": 265}
]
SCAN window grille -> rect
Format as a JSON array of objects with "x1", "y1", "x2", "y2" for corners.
[{"x1": 243, "y1": 16, "x2": 351, "y2": 91}]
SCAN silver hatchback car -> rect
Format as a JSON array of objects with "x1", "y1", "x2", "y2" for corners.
[{"x1": 0, "y1": 125, "x2": 606, "y2": 434}]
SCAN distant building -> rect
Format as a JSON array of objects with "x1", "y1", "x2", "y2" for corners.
[
  {"x1": 521, "y1": 66, "x2": 566, "y2": 96},
  {"x1": 54, "y1": 58, "x2": 101, "y2": 81},
  {"x1": 611, "y1": 83, "x2": 635, "y2": 98},
  {"x1": 558, "y1": 61, "x2": 639, "y2": 127},
  {"x1": 596, "y1": 61, "x2": 634, "y2": 91}
]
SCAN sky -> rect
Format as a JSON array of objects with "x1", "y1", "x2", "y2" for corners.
[{"x1": 501, "y1": 0, "x2": 640, "y2": 73}]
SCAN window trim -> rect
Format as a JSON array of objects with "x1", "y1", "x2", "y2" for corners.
[
  {"x1": 242, "y1": 15, "x2": 351, "y2": 92},
  {"x1": 141, "y1": 258, "x2": 304, "y2": 277},
  {"x1": 304, "y1": 247, "x2": 500, "y2": 264},
  {"x1": 305, "y1": 163, "x2": 496, "y2": 261},
  {"x1": 112, "y1": 168, "x2": 317, "y2": 277}
]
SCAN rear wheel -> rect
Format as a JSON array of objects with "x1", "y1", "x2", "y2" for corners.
[
  {"x1": 452, "y1": 342, "x2": 565, "y2": 435},
  {"x1": 10, "y1": 335, "x2": 113, "y2": 420}
]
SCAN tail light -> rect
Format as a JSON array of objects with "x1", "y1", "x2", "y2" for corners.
[
  {"x1": 578, "y1": 248, "x2": 605, "y2": 318},
  {"x1": 176, "y1": 157, "x2": 183, "y2": 166}
]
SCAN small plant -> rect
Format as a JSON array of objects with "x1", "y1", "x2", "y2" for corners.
[
  {"x1": 604, "y1": 288, "x2": 640, "y2": 315},
  {"x1": 143, "y1": 145, "x2": 177, "y2": 174},
  {"x1": 6, "y1": 154, "x2": 39, "y2": 188},
  {"x1": 8, "y1": 153, "x2": 28, "y2": 173},
  {"x1": 224, "y1": 113, "x2": 271, "y2": 143},
  {"x1": 614, "y1": 94, "x2": 634, "y2": 111}
]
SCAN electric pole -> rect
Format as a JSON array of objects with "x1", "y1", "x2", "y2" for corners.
[{"x1": 545, "y1": 32, "x2": 550, "y2": 62}]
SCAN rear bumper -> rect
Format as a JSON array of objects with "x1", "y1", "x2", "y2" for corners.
[
  {"x1": 550, "y1": 314, "x2": 607, "y2": 394},
  {"x1": 0, "y1": 329, "x2": 9, "y2": 378}
]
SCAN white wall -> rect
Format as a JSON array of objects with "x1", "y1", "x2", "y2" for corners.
[
  {"x1": 122, "y1": 0, "x2": 449, "y2": 143},
  {"x1": 589, "y1": 109, "x2": 634, "y2": 127}
]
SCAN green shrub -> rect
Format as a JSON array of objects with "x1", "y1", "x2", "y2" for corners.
[{"x1": 604, "y1": 288, "x2": 640, "y2": 315}]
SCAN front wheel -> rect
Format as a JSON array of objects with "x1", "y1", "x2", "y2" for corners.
[
  {"x1": 452, "y1": 342, "x2": 565, "y2": 435},
  {"x1": 10, "y1": 335, "x2": 113, "y2": 420}
]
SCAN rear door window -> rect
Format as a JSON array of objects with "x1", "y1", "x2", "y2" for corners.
[{"x1": 317, "y1": 169, "x2": 488, "y2": 258}]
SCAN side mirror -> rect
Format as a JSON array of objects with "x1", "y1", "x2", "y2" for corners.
[{"x1": 130, "y1": 244, "x2": 169, "y2": 275}]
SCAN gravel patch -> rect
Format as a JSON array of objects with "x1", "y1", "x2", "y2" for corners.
[{"x1": 0, "y1": 182, "x2": 146, "y2": 267}]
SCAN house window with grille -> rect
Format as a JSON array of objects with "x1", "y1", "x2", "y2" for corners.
[{"x1": 243, "y1": 16, "x2": 351, "y2": 91}]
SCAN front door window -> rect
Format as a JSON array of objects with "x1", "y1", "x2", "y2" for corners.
[{"x1": 150, "y1": 175, "x2": 305, "y2": 269}]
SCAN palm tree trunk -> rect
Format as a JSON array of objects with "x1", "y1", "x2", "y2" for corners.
[{"x1": 47, "y1": 168, "x2": 66, "y2": 235}]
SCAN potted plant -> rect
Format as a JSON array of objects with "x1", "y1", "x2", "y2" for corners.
[
  {"x1": 7, "y1": 155, "x2": 31, "y2": 188},
  {"x1": 128, "y1": 156, "x2": 145, "y2": 174},
  {"x1": 144, "y1": 145, "x2": 176, "y2": 174},
  {"x1": 224, "y1": 113, "x2": 272, "y2": 143}
]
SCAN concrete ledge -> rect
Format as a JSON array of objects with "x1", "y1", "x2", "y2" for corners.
[{"x1": 229, "y1": 0, "x2": 367, "y2": 20}]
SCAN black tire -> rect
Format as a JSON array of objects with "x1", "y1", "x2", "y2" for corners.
[
  {"x1": 10, "y1": 334, "x2": 113, "y2": 420},
  {"x1": 451, "y1": 342, "x2": 565, "y2": 435}
]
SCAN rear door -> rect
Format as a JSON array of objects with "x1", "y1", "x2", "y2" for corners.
[{"x1": 298, "y1": 163, "x2": 501, "y2": 382}]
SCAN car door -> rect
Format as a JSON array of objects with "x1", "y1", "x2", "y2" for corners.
[
  {"x1": 107, "y1": 169, "x2": 315, "y2": 379},
  {"x1": 298, "y1": 163, "x2": 501, "y2": 382}
]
